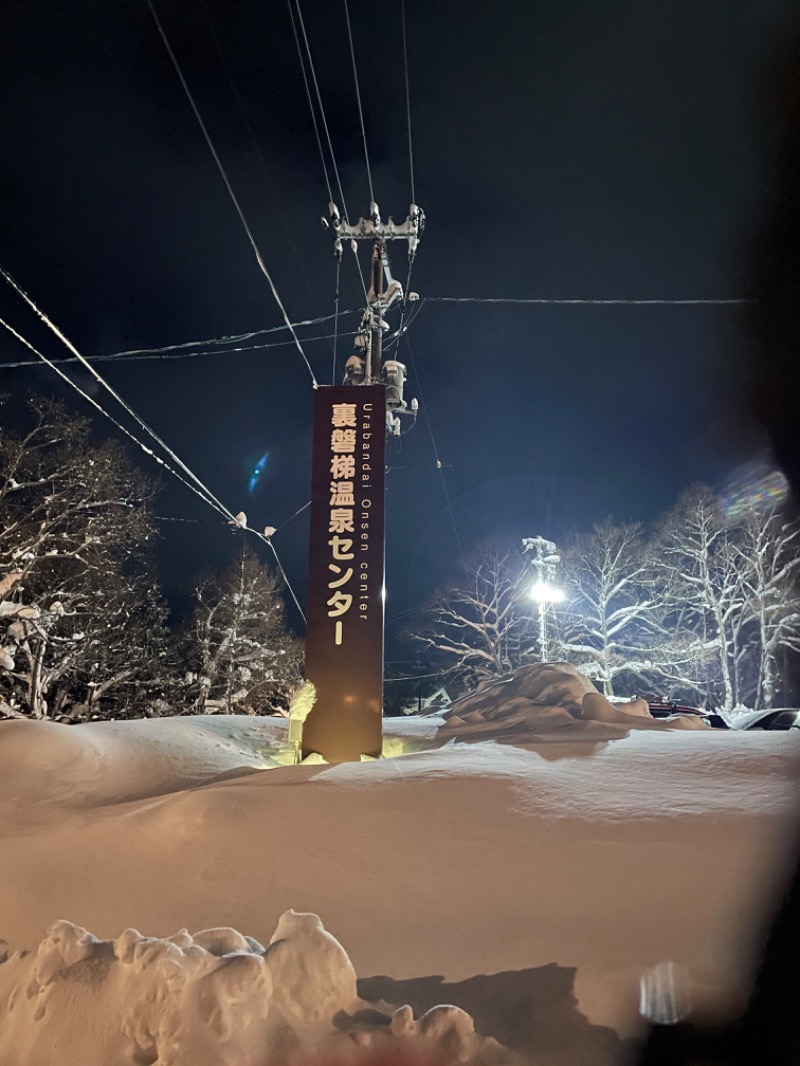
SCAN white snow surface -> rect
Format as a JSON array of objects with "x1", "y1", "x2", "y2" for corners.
[{"x1": 2, "y1": 665, "x2": 800, "y2": 1065}]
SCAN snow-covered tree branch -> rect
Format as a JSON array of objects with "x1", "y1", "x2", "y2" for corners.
[
  {"x1": 0, "y1": 398, "x2": 170, "y2": 719},
  {"x1": 409, "y1": 487, "x2": 800, "y2": 711},
  {"x1": 411, "y1": 539, "x2": 534, "y2": 694},
  {"x1": 182, "y1": 543, "x2": 303, "y2": 715},
  {"x1": 553, "y1": 519, "x2": 663, "y2": 695}
]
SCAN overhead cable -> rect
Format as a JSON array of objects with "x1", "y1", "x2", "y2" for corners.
[
  {"x1": 201, "y1": 0, "x2": 334, "y2": 360},
  {"x1": 290, "y1": 0, "x2": 370, "y2": 305},
  {"x1": 404, "y1": 334, "x2": 469, "y2": 577},
  {"x1": 275, "y1": 499, "x2": 311, "y2": 532},
  {"x1": 0, "y1": 314, "x2": 227, "y2": 520},
  {"x1": 2, "y1": 329, "x2": 354, "y2": 370},
  {"x1": 286, "y1": 0, "x2": 333, "y2": 205},
  {"x1": 145, "y1": 0, "x2": 318, "y2": 388},
  {"x1": 384, "y1": 670, "x2": 443, "y2": 682},
  {"x1": 0, "y1": 264, "x2": 234, "y2": 518},
  {"x1": 386, "y1": 280, "x2": 424, "y2": 355},
  {"x1": 91, "y1": 308, "x2": 356, "y2": 360},
  {"x1": 425, "y1": 296, "x2": 750, "y2": 306},
  {"x1": 386, "y1": 601, "x2": 428, "y2": 624},
  {"x1": 261, "y1": 534, "x2": 305, "y2": 621},
  {"x1": 0, "y1": 267, "x2": 306, "y2": 622},
  {"x1": 188, "y1": 0, "x2": 345, "y2": 369},
  {"x1": 343, "y1": 0, "x2": 374, "y2": 205},
  {"x1": 400, "y1": 0, "x2": 415, "y2": 205},
  {"x1": 332, "y1": 257, "x2": 341, "y2": 384},
  {"x1": 152, "y1": 516, "x2": 220, "y2": 524}
]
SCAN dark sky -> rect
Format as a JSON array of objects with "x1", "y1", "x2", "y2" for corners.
[{"x1": 1, "y1": 0, "x2": 797, "y2": 646}]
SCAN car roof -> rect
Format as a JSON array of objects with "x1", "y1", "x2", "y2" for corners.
[{"x1": 732, "y1": 708, "x2": 800, "y2": 727}]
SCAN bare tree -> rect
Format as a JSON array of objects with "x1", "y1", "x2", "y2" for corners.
[
  {"x1": 733, "y1": 507, "x2": 800, "y2": 709},
  {"x1": 408, "y1": 485, "x2": 800, "y2": 711},
  {"x1": 555, "y1": 520, "x2": 660, "y2": 696},
  {"x1": 184, "y1": 543, "x2": 302, "y2": 715},
  {"x1": 412, "y1": 539, "x2": 532, "y2": 693},
  {"x1": 651, "y1": 485, "x2": 745, "y2": 709},
  {"x1": 0, "y1": 397, "x2": 169, "y2": 719}
]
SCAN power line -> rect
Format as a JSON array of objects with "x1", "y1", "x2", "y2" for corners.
[
  {"x1": 5, "y1": 285, "x2": 746, "y2": 373},
  {"x1": 153, "y1": 516, "x2": 221, "y2": 524},
  {"x1": 1, "y1": 329, "x2": 356, "y2": 370},
  {"x1": 275, "y1": 499, "x2": 311, "y2": 532},
  {"x1": 425, "y1": 296, "x2": 750, "y2": 306},
  {"x1": 0, "y1": 267, "x2": 306, "y2": 623},
  {"x1": 384, "y1": 671, "x2": 442, "y2": 682},
  {"x1": 400, "y1": 0, "x2": 415, "y2": 206},
  {"x1": 286, "y1": 0, "x2": 333, "y2": 205},
  {"x1": 261, "y1": 534, "x2": 305, "y2": 622},
  {"x1": 386, "y1": 602, "x2": 428, "y2": 624},
  {"x1": 145, "y1": 0, "x2": 318, "y2": 388},
  {"x1": 332, "y1": 257, "x2": 341, "y2": 384},
  {"x1": 88, "y1": 309, "x2": 355, "y2": 360},
  {"x1": 1, "y1": 265, "x2": 232, "y2": 518},
  {"x1": 293, "y1": 0, "x2": 349, "y2": 210},
  {"x1": 0, "y1": 313, "x2": 227, "y2": 520},
  {"x1": 343, "y1": 0, "x2": 374, "y2": 205},
  {"x1": 290, "y1": 0, "x2": 370, "y2": 306},
  {"x1": 385, "y1": 290, "x2": 425, "y2": 354},
  {"x1": 199, "y1": 0, "x2": 339, "y2": 366},
  {"x1": 404, "y1": 333, "x2": 469, "y2": 577}
]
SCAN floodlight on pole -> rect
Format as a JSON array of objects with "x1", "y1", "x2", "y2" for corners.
[
  {"x1": 529, "y1": 579, "x2": 565, "y2": 604},
  {"x1": 521, "y1": 536, "x2": 564, "y2": 662}
]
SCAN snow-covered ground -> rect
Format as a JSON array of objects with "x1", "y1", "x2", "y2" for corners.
[{"x1": 2, "y1": 665, "x2": 800, "y2": 1065}]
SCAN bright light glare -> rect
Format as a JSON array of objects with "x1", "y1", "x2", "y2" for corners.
[{"x1": 529, "y1": 579, "x2": 565, "y2": 603}]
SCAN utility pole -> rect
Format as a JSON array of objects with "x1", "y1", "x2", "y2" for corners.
[
  {"x1": 301, "y1": 202, "x2": 424, "y2": 762},
  {"x1": 368, "y1": 240, "x2": 385, "y2": 385}
]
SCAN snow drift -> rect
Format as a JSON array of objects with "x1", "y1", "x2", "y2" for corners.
[
  {"x1": 0, "y1": 911, "x2": 515, "y2": 1066},
  {"x1": 440, "y1": 662, "x2": 709, "y2": 740},
  {"x1": 2, "y1": 663, "x2": 800, "y2": 1065}
]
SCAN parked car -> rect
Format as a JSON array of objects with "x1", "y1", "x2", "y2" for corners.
[
  {"x1": 730, "y1": 709, "x2": 800, "y2": 730},
  {"x1": 642, "y1": 696, "x2": 729, "y2": 729},
  {"x1": 609, "y1": 694, "x2": 728, "y2": 728}
]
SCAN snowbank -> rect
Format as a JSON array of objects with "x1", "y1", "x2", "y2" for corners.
[
  {"x1": 0, "y1": 910, "x2": 515, "y2": 1066},
  {"x1": 440, "y1": 662, "x2": 709, "y2": 742},
  {"x1": 2, "y1": 664, "x2": 800, "y2": 1064}
]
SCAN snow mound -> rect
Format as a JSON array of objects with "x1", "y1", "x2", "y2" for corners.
[
  {"x1": 440, "y1": 663, "x2": 708, "y2": 741},
  {"x1": 268, "y1": 909, "x2": 357, "y2": 1024},
  {"x1": 0, "y1": 714, "x2": 291, "y2": 812},
  {"x1": 2, "y1": 705, "x2": 799, "y2": 1061},
  {"x1": 0, "y1": 911, "x2": 514, "y2": 1066}
]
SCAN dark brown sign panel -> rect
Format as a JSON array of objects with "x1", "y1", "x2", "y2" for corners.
[{"x1": 302, "y1": 385, "x2": 386, "y2": 762}]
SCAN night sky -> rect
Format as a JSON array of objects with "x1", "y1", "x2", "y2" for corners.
[{"x1": 1, "y1": 0, "x2": 797, "y2": 649}]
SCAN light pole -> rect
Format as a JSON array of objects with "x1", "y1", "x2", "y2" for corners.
[
  {"x1": 522, "y1": 537, "x2": 564, "y2": 662},
  {"x1": 529, "y1": 578, "x2": 565, "y2": 662}
]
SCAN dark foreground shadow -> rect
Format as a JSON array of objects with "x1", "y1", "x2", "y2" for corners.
[{"x1": 357, "y1": 965, "x2": 630, "y2": 1066}]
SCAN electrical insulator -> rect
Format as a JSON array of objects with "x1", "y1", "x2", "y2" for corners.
[{"x1": 344, "y1": 354, "x2": 365, "y2": 385}]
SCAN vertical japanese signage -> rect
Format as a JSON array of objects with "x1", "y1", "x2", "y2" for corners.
[{"x1": 303, "y1": 385, "x2": 386, "y2": 762}]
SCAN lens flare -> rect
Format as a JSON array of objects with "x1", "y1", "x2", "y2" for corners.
[
  {"x1": 720, "y1": 462, "x2": 788, "y2": 518},
  {"x1": 247, "y1": 452, "x2": 269, "y2": 494}
]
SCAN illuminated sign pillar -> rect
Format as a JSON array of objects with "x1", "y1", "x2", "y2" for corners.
[{"x1": 302, "y1": 385, "x2": 386, "y2": 762}]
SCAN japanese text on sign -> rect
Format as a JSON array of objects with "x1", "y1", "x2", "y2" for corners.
[{"x1": 327, "y1": 403, "x2": 357, "y2": 644}]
